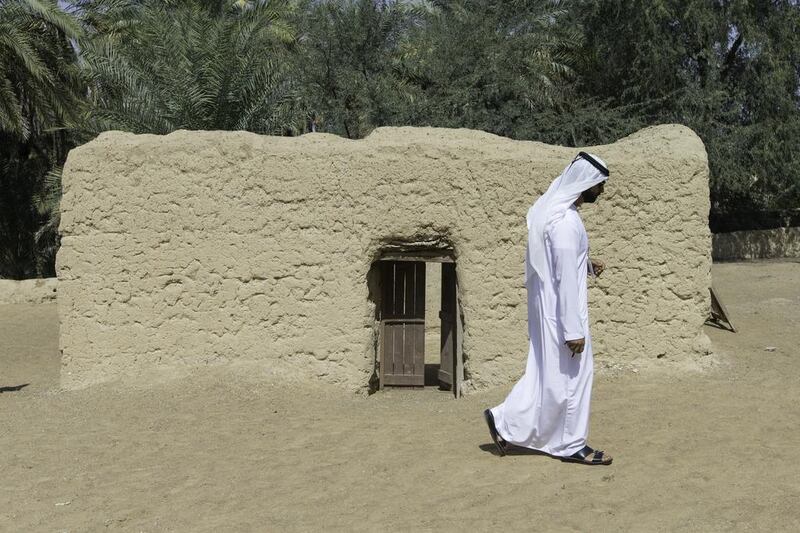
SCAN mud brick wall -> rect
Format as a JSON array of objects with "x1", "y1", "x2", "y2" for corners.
[{"x1": 58, "y1": 125, "x2": 712, "y2": 390}]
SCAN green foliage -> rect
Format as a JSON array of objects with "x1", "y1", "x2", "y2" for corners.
[
  {"x1": 574, "y1": 0, "x2": 800, "y2": 227},
  {"x1": 0, "y1": 0, "x2": 87, "y2": 278},
  {"x1": 289, "y1": 0, "x2": 424, "y2": 138},
  {"x1": 76, "y1": 0, "x2": 299, "y2": 134},
  {"x1": 0, "y1": 0, "x2": 85, "y2": 139},
  {"x1": 402, "y1": 0, "x2": 582, "y2": 138},
  {"x1": 290, "y1": 0, "x2": 583, "y2": 139}
]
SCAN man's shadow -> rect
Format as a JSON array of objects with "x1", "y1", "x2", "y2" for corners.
[
  {"x1": 0, "y1": 384, "x2": 29, "y2": 393},
  {"x1": 478, "y1": 443, "x2": 553, "y2": 458}
]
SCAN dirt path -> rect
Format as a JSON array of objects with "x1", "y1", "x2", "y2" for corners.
[{"x1": 1, "y1": 262, "x2": 799, "y2": 532}]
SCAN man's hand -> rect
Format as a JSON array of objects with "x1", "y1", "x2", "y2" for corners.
[
  {"x1": 590, "y1": 258, "x2": 605, "y2": 277},
  {"x1": 566, "y1": 338, "x2": 585, "y2": 355}
]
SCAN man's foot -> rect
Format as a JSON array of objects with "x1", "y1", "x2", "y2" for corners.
[
  {"x1": 483, "y1": 409, "x2": 507, "y2": 456},
  {"x1": 560, "y1": 445, "x2": 613, "y2": 465}
]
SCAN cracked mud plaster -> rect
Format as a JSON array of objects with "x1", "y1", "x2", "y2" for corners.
[{"x1": 57, "y1": 125, "x2": 712, "y2": 391}]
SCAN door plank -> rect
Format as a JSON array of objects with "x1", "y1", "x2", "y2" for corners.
[
  {"x1": 380, "y1": 373, "x2": 424, "y2": 386},
  {"x1": 380, "y1": 260, "x2": 427, "y2": 387}
]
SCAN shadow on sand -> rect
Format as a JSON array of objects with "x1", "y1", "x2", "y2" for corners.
[
  {"x1": 0, "y1": 383, "x2": 30, "y2": 393},
  {"x1": 478, "y1": 443, "x2": 554, "y2": 459}
]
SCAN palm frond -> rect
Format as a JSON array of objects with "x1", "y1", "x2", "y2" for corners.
[
  {"x1": 20, "y1": 0, "x2": 83, "y2": 39},
  {"x1": 80, "y1": 0, "x2": 298, "y2": 135}
]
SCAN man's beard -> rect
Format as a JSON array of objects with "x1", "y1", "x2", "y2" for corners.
[{"x1": 582, "y1": 189, "x2": 600, "y2": 203}]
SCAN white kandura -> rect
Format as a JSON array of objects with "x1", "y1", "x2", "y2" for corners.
[{"x1": 491, "y1": 157, "x2": 607, "y2": 457}]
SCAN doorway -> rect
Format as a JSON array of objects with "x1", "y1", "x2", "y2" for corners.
[{"x1": 375, "y1": 253, "x2": 464, "y2": 397}]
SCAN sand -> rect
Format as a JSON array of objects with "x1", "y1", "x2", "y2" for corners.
[{"x1": 1, "y1": 261, "x2": 799, "y2": 532}]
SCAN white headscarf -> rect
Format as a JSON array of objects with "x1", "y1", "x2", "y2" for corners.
[{"x1": 526, "y1": 153, "x2": 609, "y2": 283}]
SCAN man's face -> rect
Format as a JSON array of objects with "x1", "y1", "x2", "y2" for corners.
[{"x1": 581, "y1": 181, "x2": 605, "y2": 203}]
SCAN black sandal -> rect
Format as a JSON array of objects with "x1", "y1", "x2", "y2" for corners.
[
  {"x1": 560, "y1": 445, "x2": 612, "y2": 465},
  {"x1": 483, "y1": 409, "x2": 507, "y2": 456}
]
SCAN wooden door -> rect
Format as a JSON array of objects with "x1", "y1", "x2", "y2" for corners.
[
  {"x1": 379, "y1": 261, "x2": 426, "y2": 387},
  {"x1": 438, "y1": 262, "x2": 461, "y2": 396}
]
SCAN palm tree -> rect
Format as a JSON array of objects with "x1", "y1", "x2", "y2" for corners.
[
  {"x1": 76, "y1": 0, "x2": 300, "y2": 135},
  {"x1": 0, "y1": 0, "x2": 85, "y2": 139},
  {"x1": 0, "y1": 0, "x2": 86, "y2": 278}
]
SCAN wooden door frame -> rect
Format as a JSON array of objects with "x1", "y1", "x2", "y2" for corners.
[
  {"x1": 375, "y1": 252, "x2": 463, "y2": 396},
  {"x1": 438, "y1": 262, "x2": 464, "y2": 398}
]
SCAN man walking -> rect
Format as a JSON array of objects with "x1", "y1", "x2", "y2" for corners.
[{"x1": 484, "y1": 152, "x2": 612, "y2": 465}]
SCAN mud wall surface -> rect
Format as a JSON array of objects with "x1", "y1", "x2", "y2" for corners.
[
  {"x1": 58, "y1": 125, "x2": 711, "y2": 390},
  {"x1": 0, "y1": 278, "x2": 57, "y2": 305},
  {"x1": 713, "y1": 227, "x2": 800, "y2": 261}
]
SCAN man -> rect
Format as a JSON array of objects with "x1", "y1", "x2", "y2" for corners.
[{"x1": 484, "y1": 152, "x2": 612, "y2": 466}]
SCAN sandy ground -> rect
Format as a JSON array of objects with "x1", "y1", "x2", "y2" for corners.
[{"x1": 1, "y1": 261, "x2": 799, "y2": 532}]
